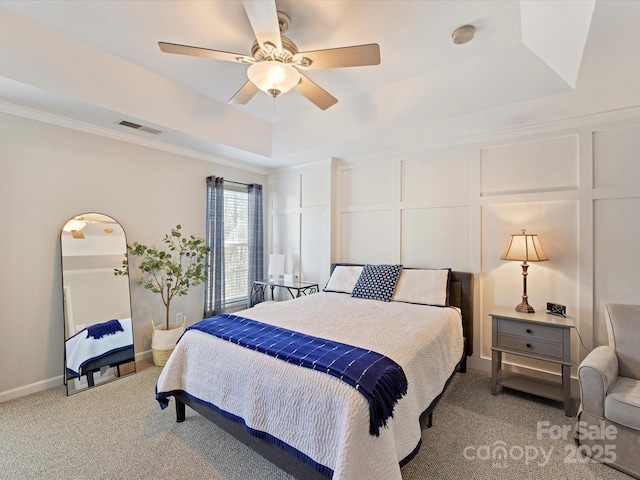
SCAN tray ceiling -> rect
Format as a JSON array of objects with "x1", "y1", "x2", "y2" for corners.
[{"x1": 1, "y1": 1, "x2": 639, "y2": 169}]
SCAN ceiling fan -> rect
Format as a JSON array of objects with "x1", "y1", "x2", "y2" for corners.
[
  {"x1": 63, "y1": 215, "x2": 118, "y2": 239},
  {"x1": 158, "y1": 0, "x2": 380, "y2": 110}
]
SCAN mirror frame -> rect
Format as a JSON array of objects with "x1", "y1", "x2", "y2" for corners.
[{"x1": 61, "y1": 213, "x2": 135, "y2": 395}]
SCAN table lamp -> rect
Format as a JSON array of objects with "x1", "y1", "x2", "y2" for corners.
[
  {"x1": 268, "y1": 254, "x2": 285, "y2": 281},
  {"x1": 501, "y1": 229, "x2": 549, "y2": 313}
]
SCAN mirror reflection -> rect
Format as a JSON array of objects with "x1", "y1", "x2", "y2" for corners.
[{"x1": 61, "y1": 213, "x2": 135, "y2": 395}]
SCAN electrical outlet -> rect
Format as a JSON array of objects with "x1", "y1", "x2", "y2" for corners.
[
  {"x1": 546, "y1": 302, "x2": 566, "y2": 317},
  {"x1": 175, "y1": 312, "x2": 183, "y2": 325}
]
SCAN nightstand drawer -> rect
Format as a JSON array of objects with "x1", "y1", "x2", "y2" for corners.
[
  {"x1": 497, "y1": 334, "x2": 564, "y2": 359},
  {"x1": 497, "y1": 318, "x2": 563, "y2": 343}
]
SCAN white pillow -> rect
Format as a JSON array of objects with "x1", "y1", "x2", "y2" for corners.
[
  {"x1": 392, "y1": 268, "x2": 450, "y2": 306},
  {"x1": 323, "y1": 265, "x2": 364, "y2": 294}
]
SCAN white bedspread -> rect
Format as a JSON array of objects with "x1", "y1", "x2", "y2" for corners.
[
  {"x1": 156, "y1": 293, "x2": 463, "y2": 480},
  {"x1": 65, "y1": 317, "x2": 133, "y2": 376}
]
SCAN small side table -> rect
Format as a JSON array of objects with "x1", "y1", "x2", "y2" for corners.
[
  {"x1": 250, "y1": 279, "x2": 319, "y2": 307},
  {"x1": 490, "y1": 307, "x2": 574, "y2": 416}
]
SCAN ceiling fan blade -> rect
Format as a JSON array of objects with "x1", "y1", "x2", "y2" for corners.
[
  {"x1": 158, "y1": 42, "x2": 250, "y2": 63},
  {"x1": 87, "y1": 220, "x2": 117, "y2": 225},
  {"x1": 228, "y1": 80, "x2": 260, "y2": 105},
  {"x1": 294, "y1": 44, "x2": 381, "y2": 70},
  {"x1": 242, "y1": 0, "x2": 282, "y2": 52},
  {"x1": 293, "y1": 74, "x2": 338, "y2": 110}
]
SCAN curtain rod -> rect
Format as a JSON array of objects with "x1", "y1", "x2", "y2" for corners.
[
  {"x1": 206, "y1": 176, "x2": 251, "y2": 187},
  {"x1": 225, "y1": 180, "x2": 251, "y2": 187}
]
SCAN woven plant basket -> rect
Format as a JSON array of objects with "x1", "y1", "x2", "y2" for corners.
[{"x1": 151, "y1": 318, "x2": 185, "y2": 367}]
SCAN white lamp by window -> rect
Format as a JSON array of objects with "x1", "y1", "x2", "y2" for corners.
[{"x1": 268, "y1": 254, "x2": 285, "y2": 281}]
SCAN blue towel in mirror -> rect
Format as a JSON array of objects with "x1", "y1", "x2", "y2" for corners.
[{"x1": 86, "y1": 319, "x2": 124, "y2": 339}]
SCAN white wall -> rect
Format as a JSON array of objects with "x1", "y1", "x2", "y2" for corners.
[
  {"x1": 592, "y1": 124, "x2": 640, "y2": 346},
  {"x1": 62, "y1": 269, "x2": 131, "y2": 334},
  {"x1": 268, "y1": 160, "x2": 333, "y2": 289},
  {"x1": 0, "y1": 112, "x2": 266, "y2": 400},
  {"x1": 270, "y1": 111, "x2": 640, "y2": 382},
  {"x1": 5, "y1": 106, "x2": 640, "y2": 401}
]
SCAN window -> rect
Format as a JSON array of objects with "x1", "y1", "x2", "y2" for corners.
[
  {"x1": 223, "y1": 187, "x2": 248, "y2": 308},
  {"x1": 204, "y1": 177, "x2": 263, "y2": 316}
]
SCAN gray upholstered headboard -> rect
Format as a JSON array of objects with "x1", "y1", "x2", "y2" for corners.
[{"x1": 329, "y1": 264, "x2": 474, "y2": 359}]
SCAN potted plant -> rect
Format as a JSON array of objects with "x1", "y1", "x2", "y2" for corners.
[{"x1": 115, "y1": 225, "x2": 210, "y2": 366}]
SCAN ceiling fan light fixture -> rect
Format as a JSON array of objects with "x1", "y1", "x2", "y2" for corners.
[
  {"x1": 247, "y1": 61, "x2": 300, "y2": 98},
  {"x1": 63, "y1": 219, "x2": 87, "y2": 233}
]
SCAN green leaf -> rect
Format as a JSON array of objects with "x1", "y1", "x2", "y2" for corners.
[{"x1": 121, "y1": 224, "x2": 210, "y2": 329}]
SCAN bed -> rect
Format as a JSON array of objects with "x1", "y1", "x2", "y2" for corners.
[
  {"x1": 156, "y1": 265, "x2": 474, "y2": 479},
  {"x1": 65, "y1": 317, "x2": 135, "y2": 387}
]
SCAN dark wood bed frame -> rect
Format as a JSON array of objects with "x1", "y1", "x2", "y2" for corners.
[
  {"x1": 173, "y1": 267, "x2": 474, "y2": 479},
  {"x1": 65, "y1": 346, "x2": 136, "y2": 388}
]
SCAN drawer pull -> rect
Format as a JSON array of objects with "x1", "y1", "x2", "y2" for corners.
[
  {"x1": 526, "y1": 343, "x2": 532, "y2": 349},
  {"x1": 526, "y1": 329, "x2": 533, "y2": 334}
]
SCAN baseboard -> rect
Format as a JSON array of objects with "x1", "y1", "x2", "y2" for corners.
[
  {"x1": 0, "y1": 375, "x2": 64, "y2": 403},
  {"x1": 0, "y1": 349, "x2": 155, "y2": 403},
  {"x1": 137, "y1": 349, "x2": 153, "y2": 363},
  {"x1": 466, "y1": 355, "x2": 490, "y2": 373}
]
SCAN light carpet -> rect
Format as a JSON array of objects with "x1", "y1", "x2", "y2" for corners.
[{"x1": 0, "y1": 362, "x2": 632, "y2": 480}]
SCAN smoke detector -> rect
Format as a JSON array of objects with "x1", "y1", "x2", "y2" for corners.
[{"x1": 452, "y1": 25, "x2": 475, "y2": 45}]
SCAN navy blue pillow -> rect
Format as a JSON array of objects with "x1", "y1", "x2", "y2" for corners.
[{"x1": 351, "y1": 264, "x2": 403, "y2": 302}]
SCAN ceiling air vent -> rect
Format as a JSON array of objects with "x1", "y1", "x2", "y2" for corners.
[{"x1": 117, "y1": 120, "x2": 162, "y2": 135}]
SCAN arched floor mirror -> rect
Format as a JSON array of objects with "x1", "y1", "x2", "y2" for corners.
[{"x1": 61, "y1": 213, "x2": 135, "y2": 395}]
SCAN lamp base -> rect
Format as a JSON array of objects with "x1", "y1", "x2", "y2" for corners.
[{"x1": 515, "y1": 300, "x2": 535, "y2": 314}]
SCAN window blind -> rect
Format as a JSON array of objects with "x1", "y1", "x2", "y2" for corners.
[{"x1": 224, "y1": 188, "x2": 249, "y2": 308}]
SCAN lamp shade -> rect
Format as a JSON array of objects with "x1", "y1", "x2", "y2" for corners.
[
  {"x1": 501, "y1": 229, "x2": 548, "y2": 313},
  {"x1": 500, "y1": 229, "x2": 549, "y2": 262},
  {"x1": 268, "y1": 254, "x2": 285, "y2": 276},
  {"x1": 248, "y1": 61, "x2": 300, "y2": 98}
]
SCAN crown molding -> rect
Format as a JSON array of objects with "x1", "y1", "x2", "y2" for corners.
[{"x1": 0, "y1": 100, "x2": 270, "y2": 176}]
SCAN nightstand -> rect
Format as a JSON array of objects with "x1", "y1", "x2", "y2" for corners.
[
  {"x1": 490, "y1": 307, "x2": 574, "y2": 416},
  {"x1": 250, "y1": 279, "x2": 319, "y2": 307}
]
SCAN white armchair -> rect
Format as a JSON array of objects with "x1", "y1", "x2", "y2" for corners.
[{"x1": 576, "y1": 303, "x2": 640, "y2": 478}]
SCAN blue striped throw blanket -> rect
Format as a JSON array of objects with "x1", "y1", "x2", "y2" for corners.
[
  {"x1": 186, "y1": 313, "x2": 408, "y2": 436},
  {"x1": 86, "y1": 319, "x2": 123, "y2": 339}
]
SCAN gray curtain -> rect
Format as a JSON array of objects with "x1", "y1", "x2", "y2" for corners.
[
  {"x1": 204, "y1": 176, "x2": 225, "y2": 317},
  {"x1": 247, "y1": 183, "x2": 264, "y2": 306}
]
